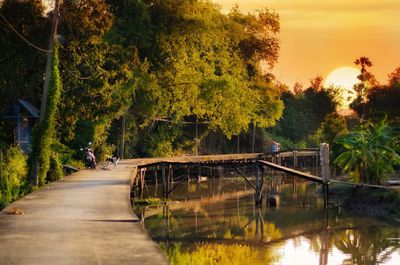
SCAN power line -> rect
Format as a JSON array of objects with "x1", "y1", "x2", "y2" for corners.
[{"x1": 0, "y1": 13, "x2": 51, "y2": 53}]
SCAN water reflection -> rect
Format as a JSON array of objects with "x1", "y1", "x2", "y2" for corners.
[{"x1": 135, "y1": 177, "x2": 400, "y2": 265}]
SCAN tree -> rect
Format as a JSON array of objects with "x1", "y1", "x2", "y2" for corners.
[
  {"x1": 107, "y1": 0, "x2": 283, "y2": 156},
  {"x1": 0, "y1": 0, "x2": 49, "y2": 111},
  {"x1": 271, "y1": 86, "x2": 338, "y2": 143},
  {"x1": 364, "y1": 85, "x2": 400, "y2": 121},
  {"x1": 311, "y1": 112, "x2": 347, "y2": 146},
  {"x1": 56, "y1": 0, "x2": 140, "y2": 159},
  {"x1": 334, "y1": 119, "x2": 400, "y2": 184},
  {"x1": 357, "y1": 66, "x2": 400, "y2": 121},
  {"x1": 388, "y1": 67, "x2": 400, "y2": 86},
  {"x1": 29, "y1": 43, "x2": 62, "y2": 186},
  {"x1": 309, "y1": 75, "x2": 323, "y2": 91},
  {"x1": 352, "y1": 56, "x2": 377, "y2": 117}
]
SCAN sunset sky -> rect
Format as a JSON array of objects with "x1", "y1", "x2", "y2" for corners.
[{"x1": 213, "y1": 0, "x2": 400, "y2": 88}]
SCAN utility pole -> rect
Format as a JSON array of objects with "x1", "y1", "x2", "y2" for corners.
[
  {"x1": 39, "y1": 0, "x2": 61, "y2": 122},
  {"x1": 31, "y1": 0, "x2": 61, "y2": 186}
]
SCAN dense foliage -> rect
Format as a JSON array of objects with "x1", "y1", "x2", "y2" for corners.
[
  {"x1": 28, "y1": 43, "x2": 62, "y2": 186},
  {"x1": 0, "y1": 0, "x2": 285, "y2": 190},
  {"x1": 0, "y1": 0, "x2": 49, "y2": 112},
  {"x1": 0, "y1": 147, "x2": 28, "y2": 207},
  {"x1": 334, "y1": 120, "x2": 400, "y2": 184},
  {"x1": 270, "y1": 85, "x2": 339, "y2": 146},
  {"x1": 107, "y1": 0, "x2": 284, "y2": 156},
  {"x1": 1, "y1": 0, "x2": 400, "y2": 195}
]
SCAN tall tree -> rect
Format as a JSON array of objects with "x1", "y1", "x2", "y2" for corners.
[
  {"x1": 351, "y1": 56, "x2": 377, "y2": 117},
  {"x1": 107, "y1": 0, "x2": 283, "y2": 156},
  {"x1": 0, "y1": 0, "x2": 49, "y2": 111},
  {"x1": 56, "y1": 0, "x2": 140, "y2": 158}
]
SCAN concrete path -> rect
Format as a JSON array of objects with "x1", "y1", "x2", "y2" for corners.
[{"x1": 0, "y1": 160, "x2": 169, "y2": 265}]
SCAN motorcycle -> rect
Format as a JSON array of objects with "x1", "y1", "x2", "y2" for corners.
[
  {"x1": 81, "y1": 143, "x2": 96, "y2": 169},
  {"x1": 85, "y1": 153, "x2": 96, "y2": 169}
]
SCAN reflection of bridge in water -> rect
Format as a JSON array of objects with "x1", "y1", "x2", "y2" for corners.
[{"x1": 131, "y1": 149, "x2": 328, "y2": 206}]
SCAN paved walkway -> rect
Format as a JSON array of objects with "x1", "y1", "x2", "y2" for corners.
[{"x1": 0, "y1": 160, "x2": 169, "y2": 265}]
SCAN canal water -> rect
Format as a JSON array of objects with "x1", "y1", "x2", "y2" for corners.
[{"x1": 133, "y1": 173, "x2": 400, "y2": 265}]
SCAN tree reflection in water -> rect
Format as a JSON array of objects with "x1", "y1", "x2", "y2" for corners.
[
  {"x1": 135, "y1": 178, "x2": 400, "y2": 265},
  {"x1": 332, "y1": 228, "x2": 400, "y2": 265},
  {"x1": 161, "y1": 242, "x2": 281, "y2": 265}
]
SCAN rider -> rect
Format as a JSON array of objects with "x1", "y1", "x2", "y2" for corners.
[{"x1": 85, "y1": 148, "x2": 96, "y2": 167}]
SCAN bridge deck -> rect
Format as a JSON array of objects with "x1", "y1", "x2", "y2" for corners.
[{"x1": 0, "y1": 159, "x2": 169, "y2": 265}]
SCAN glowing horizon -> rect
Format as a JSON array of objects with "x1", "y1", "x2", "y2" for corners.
[{"x1": 213, "y1": 0, "x2": 400, "y2": 88}]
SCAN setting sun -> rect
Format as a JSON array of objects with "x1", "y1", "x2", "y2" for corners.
[{"x1": 324, "y1": 66, "x2": 360, "y2": 108}]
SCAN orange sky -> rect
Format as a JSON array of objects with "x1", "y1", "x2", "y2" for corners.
[{"x1": 213, "y1": 0, "x2": 400, "y2": 88}]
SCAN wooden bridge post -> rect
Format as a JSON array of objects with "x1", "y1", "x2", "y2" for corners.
[
  {"x1": 154, "y1": 166, "x2": 158, "y2": 197},
  {"x1": 169, "y1": 164, "x2": 173, "y2": 186},
  {"x1": 255, "y1": 164, "x2": 262, "y2": 205},
  {"x1": 198, "y1": 166, "x2": 201, "y2": 180},
  {"x1": 293, "y1": 151, "x2": 298, "y2": 169},
  {"x1": 187, "y1": 166, "x2": 190, "y2": 184},
  {"x1": 161, "y1": 163, "x2": 167, "y2": 199},
  {"x1": 138, "y1": 168, "x2": 144, "y2": 199},
  {"x1": 320, "y1": 143, "x2": 330, "y2": 208}
]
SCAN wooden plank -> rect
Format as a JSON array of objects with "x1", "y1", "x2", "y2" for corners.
[
  {"x1": 330, "y1": 179, "x2": 396, "y2": 189},
  {"x1": 257, "y1": 160, "x2": 323, "y2": 183},
  {"x1": 62, "y1": 164, "x2": 79, "y2": 172}
]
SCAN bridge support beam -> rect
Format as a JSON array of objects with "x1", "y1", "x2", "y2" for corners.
[{"x1": 255, "y1": 164, "x2": 263, "y2": 205}]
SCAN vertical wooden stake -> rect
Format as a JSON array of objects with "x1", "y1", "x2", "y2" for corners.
[
  {"x1": 166, "y1": 164, "x2": 170, "y2": 199},
  {"x1": 162, "y1": 164, "x2": 166, "y2": 199},
  {"x1": 320, "y1": 143, "x2": 330, "y2": 208},
  {"x1": 252, "y1": 123, "x2": 256, "y2": 153},
  {"x1": 255, "y1": 164, "x2": 262, "y2": 205},
  {"x1": 237, "y1": 135, "x2": 240, "y2": 154}
]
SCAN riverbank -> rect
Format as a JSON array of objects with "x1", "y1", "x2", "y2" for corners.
[{"x1": 329, "y1": 183, "x2": 400, "y2": 222}]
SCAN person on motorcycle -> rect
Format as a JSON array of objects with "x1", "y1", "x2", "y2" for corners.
[{"x1": 85, "y1": 148, "x2": 96, "y2": 169}]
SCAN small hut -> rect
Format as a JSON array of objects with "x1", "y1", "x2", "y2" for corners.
[{"x1": 1, "y1": 99, "x2": 40, "y2": 152}]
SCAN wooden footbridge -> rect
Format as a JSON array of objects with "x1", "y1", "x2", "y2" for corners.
[{"x1": 131, "y1": 147, "x2": 331, "y2": 206}]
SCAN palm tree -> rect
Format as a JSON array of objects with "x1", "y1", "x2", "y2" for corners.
[
  {"x1": 334, "y1": 119, "x2": 400, "y2": 184},
  {"x1": 354, "y1": 56, "x2": 373, "y2": 75},
  {"x1": 353, "y1": 57, "x2": 377, "y2": 119}
]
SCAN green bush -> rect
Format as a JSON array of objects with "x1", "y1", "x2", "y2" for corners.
[
  {"x1": 0, "y1": 146, "x2": 28, "y2": 206},
  {"x1": 68, "y1": 159, "x2": 85, "y2": 169},
  {"x1": 46, "y1": 152, "x2": 63, "y2": 182}
]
